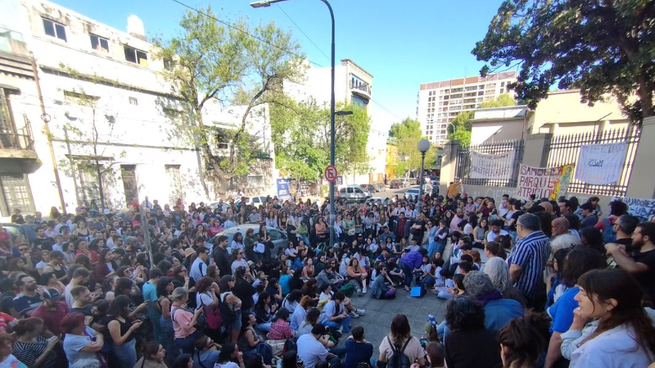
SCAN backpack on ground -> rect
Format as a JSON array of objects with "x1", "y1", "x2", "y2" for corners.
[{"x1": 386, "y1": 336, "x2": 412, "y2": 368}]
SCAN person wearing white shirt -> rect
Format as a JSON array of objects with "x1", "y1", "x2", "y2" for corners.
[{"x1": 297, "y1": 324, "x2": 339, "y2": 368}]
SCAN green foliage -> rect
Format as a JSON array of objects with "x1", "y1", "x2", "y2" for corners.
[
  {"x1": 270, "y1": 98, "x2": 370, "y2": 182},
  {"x1": 479, "y1": 93, "x2": 516, "y2": 108},
  {"x1": 472, "y1": 0, "x2": 655, "y2": 123},
  {"x1": 388, "y1": 118, "x2": 437, "y2": 176},
  {"x1": 153, "y1": 7, "x2": 305, "y2": 192}
]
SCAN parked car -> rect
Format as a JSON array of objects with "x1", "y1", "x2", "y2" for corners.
[
  {"x1": 208, "y1": 224, "x2": 288, "y2": 256},
  {"x1": 337, "y1": 185, "x2": 371, "y2": 203},
  {"x1": 359, "y1": 184, "x2": 378, "y2": 193},
  {"x1": 401, "y1": 178, "x2": 411, "y2": 188},
  {"x1": 207, "y1": 201, "x2": 231, "y2": 213},
  {"x1": 405, "y1": 188, "x2": 420, "y2": 200},
  {"x1": 247, "y1": 196, "x2": 269, "y2": 207},
  {"x1": 373, "y1": 183, "x2": 387, "y2": 192},
  {"x1": 1, "y1": 223, "x2": 21, "y2": 238}
]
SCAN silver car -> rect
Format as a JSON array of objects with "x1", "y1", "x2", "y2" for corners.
[{"x1": 208, "y1": 224, "x2": 288, "y2": 256}]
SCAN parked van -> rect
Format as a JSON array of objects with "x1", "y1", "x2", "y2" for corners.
[{"x1": 337, "y1": 185, "x2": 370, "y2": 203}]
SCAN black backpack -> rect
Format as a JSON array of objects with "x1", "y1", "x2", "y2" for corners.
[{"x1": 386, "y1": 336, "x2": 412, "y2": 368}]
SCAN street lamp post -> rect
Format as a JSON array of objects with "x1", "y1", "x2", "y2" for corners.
[
  {"x1": 251, "y1": 0, "x2": 338, "y2": 249},
  {"x1": 417, "y1": 139, "x2": 430, "y2": 214}
]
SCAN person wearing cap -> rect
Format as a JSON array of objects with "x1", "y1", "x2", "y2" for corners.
[
  {"x1": 31, "y1": 288, "x2": 69, "y2": 336},
  {"x1": 297, "y1": 323, "x2": 342, "y2": 368}
]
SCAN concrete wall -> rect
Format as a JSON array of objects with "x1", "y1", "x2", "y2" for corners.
[
  {"x1": 4, "y1": 0, "x2": 276, "y2": 215},
  {"x1": 530, "y1": 89, "x2": 629, "y2": 133}
]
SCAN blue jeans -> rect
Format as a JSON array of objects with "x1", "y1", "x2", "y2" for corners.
[
  {"x1": 323, "y1": 316, "x2": 351, "y2": 333},
  {"x1": 256, "y1": 322, "x2": 271, "y2": 332},
  {"x1": 244, "y1": 342, "x2": 273, "y2": 364},
  {"x1": 160, "y1": 317, "x2": 175, "y2": 362},
  {"x1": 427, "y1": 242, "x2": 437, "y2": 259},
  {"x1": 175, "y1": 330, "x2": 202, "y2": 356},
  {"x1": 400, "y1": 262, "x2": 413, "y2": 287},
  {"x1": 112, "y1": 338, "x2": 137, "y2": 368}
]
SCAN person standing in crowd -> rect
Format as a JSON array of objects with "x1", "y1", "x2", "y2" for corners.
[
  {"x1": 443, "y1": 295, "x2": 502, "y2": 368},
  {"x1": 508, "y1": 214, "x2": 551, "y2": 310},
  {"x1": 605, "y1": 222, "x2": 655, "y2": 303}
]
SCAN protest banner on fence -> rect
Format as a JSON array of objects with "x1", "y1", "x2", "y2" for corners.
[
  {"x1": 575, "y1": 142, "x2": 627, "y2": 184},
  {"x1": 612, "y1": 197, "x2": 655, "y2": 222},
  {"x1": 516, "y1": 164, "x2": 574, "y2": 200},
  {"x1": 276, "y1": 178, "x2": 291, "y2": 199},
  {"x1": 470, "y1": 151, "x2": 513, "y2": 180}
]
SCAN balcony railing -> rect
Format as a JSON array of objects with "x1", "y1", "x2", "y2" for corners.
[
  {"x1": 0, "y1": 115, "x2": 35, "y2": 150},
  {"x1": 350, "y1": 81, "x2": 371, "y2": 96}
]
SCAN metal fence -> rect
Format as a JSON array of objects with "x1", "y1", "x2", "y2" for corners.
[
  {"x1": 545, "y1": 126, "x2": 641, "y2": 197},
  {"x1": 455, "y1": 139, "x2": 524, "y2": 187}
]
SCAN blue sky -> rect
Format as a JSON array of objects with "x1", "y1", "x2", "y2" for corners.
[{"x1": 52, "y1": 0, "x2": 506, "y2": 128}]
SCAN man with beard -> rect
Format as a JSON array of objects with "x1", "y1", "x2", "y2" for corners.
[
  {"x1": 12, "y1": 275, "x2": 44, "y2": 317},
  {"x1": 605, "y1": 222, "x2": 655, "y2": 303},
  {"x1": 449, "y1": 208, "x2": 465, "y2": 233}
]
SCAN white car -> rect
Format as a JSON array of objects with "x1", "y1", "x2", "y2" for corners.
[{"x1": 405, "y1": 188, "x2": 420, "y2": 200}]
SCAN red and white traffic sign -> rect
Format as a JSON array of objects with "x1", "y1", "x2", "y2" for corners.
[{"x1": 324, "y1": 165, "x2": 338, "y2": 182}]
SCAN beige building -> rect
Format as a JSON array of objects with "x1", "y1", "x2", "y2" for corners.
[
  {"x1": 417, "y1": 71, "x2": 517, "y2": 145},
  {"x1": 470, "y1": 89, "x2": 631, "y2": 144}
]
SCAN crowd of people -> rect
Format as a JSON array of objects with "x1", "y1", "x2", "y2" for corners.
[{"x1": 0, "y1": 184, "x2": 655, "y2": 368}]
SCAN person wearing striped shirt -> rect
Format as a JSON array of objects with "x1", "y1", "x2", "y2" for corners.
[{"x1": 508, "y1": 213, "x2": 551, "y2": 311}]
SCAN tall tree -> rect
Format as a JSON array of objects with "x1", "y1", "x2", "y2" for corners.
[
  {"x1": 472, "y1": 0, "x2": 655, "y2": 123},
  {"x1": 270, "y1": 98, "x2": 370, "y2": 182},
  {"x1": 153, "y1": 8, "x2": 304, "y2": 196},
  {"x1": 448, "y1": 93, "x2": 516, "y2": 146},
  {"x1": 389, "y1": 118, "x2": 436, "y2": 177}
]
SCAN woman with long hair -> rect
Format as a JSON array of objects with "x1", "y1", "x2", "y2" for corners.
[
  {"x1": 562, "y1": 269, "x2": 655, "y2": 367},
  {"x1": 216, "y1": 342, "x2": 245, "y2": 368},
  {"x1": 238, "y1": 313, "x2": 273, "y2": 365},
  {"x1": 156, "y1": 276, "x2": 175, "y2": 365},
  {"x1": 544, "y1": 247, "x2": 606, "y2": 368},
  {"x1": 93, "y1": 248, "x2": 116, "y2": 282},
  {"x1": 473, "y1": 218, "x2": 489, "y2": 249},
  {"x1": 378, "y1": 314, "x2": 426, "y2": 367},
  {"x1": 134, "y1": 341, "x2": 167, "y2": 368},
  {"x1": 12, "y1": 317, "x2": 59, "y2": 368},
  {"x1": 231, "y1": 232, "x2": 245, "y2": 253},
  {"x1": 296, "y1": 308, "x2": 321, "y2": 338},
  {"x1": 219, "y1": 275, "x2": 243, "y2": 344},
  {"x1": 253, "y1": 292, "x2": 276, "y2": 332},
  {"x1": 347, "y1": 258, "x2": 368, "y2": 294},
  {"x1": 107, "y1": 295, "x2": 141, "y2": 368}
]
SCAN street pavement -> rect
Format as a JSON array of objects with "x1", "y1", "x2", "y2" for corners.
[{"x1": 337, "y1": 290, "x2": 448, "y2": 355}]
